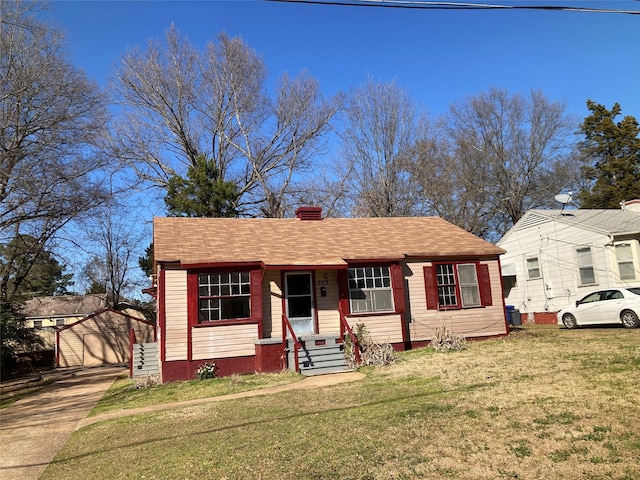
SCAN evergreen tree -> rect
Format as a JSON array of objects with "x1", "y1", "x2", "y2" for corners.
[
  {"x1": 164, "y1": 155, "x2": 240, "y2": 218},
  {"x1": 0, "y1": 235, "x2": 73, "y2": 301},
  {"x1": 577, "y1": 100, "x2": 640, "y2": 208},
  {"x1": 1, "y1": 299, "x2": 43, "y2": 367},
  {"x1": 138, "y1": 243, "x2": 154, "y2": 278}
]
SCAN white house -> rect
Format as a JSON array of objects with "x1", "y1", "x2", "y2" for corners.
[{"x1": 497, "y1": 200, "x2": 640, "y2": 324}]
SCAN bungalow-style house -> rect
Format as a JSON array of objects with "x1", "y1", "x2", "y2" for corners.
[
  {"x1": 152, "y1": 207, "x2": 508, "y2": 382},
  {"x1": 497, "y1": 200, "x2": 640, "y2": 324}
]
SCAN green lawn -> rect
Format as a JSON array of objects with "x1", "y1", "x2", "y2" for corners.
[{"x1": 41, "y1": 325, "x2": 640, "y2": 480}]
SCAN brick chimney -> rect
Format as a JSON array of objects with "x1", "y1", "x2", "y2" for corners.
[{"x1": 295, "y1": 206, "x2": 323, "y2": 221}]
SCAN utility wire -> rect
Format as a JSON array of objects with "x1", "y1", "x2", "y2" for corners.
[{"x1": 266, "y1": 0, "x2": 640, "y2": 14}]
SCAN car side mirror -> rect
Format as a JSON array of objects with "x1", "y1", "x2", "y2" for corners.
[{"x1": 575, "y1": 300, "x2": 581, "y2": 307}]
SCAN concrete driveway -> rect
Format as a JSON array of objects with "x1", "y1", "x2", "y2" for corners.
[{"x1": 0, "y1": 365, "x2": 126, "y2": 480}]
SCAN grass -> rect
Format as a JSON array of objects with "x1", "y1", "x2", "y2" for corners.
[
  {"x1": 40, "y1": 325, "x2": 640, "y2": 479},
  {"x1": 90, "y1": 370, "x2": 303, "y2": 416}
]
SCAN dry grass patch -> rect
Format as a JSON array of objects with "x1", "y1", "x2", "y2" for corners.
[{"x1": 42, "y1": 325, "x2": 640, "y2": 480}]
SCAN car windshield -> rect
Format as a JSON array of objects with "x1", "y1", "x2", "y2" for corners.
[{"x1": 626, "y1": 288, "x2": 640, "y2": 296}]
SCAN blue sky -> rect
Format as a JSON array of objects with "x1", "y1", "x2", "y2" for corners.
[
  {"x1": 34, "y1": 0, "x2": 640, "y2": 292},
  {"x1": 47, "y1": 0, "x2": 640, "y2": 121}
]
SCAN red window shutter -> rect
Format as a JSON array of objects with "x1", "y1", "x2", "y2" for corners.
[
  {"x1": 250, "y1": 269, "x2": 263, "y2": 322},
  {"x1": 423, "y1": 266, "x2": 438, "y2": 310},
  {"x1": 187, "y1": 272, "x2": 199, "y2": 325},
  {"x1": 391, "y1": 264, "x2": 405, "y2": 314},
  {"x1": 337, "y1": 269, "x2": 350, "y2": 314},
  {"x1": 478, "y1": 263, "x2": 492, "y2": 307}
]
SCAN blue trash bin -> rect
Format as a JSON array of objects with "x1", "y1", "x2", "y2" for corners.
[{"x1": 506, "y1": 305, "x2": 514, "y2": 324}]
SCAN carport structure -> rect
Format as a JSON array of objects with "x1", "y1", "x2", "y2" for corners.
[{"x1": 56, "y1": 308, "x2": 156, "y2": 367}]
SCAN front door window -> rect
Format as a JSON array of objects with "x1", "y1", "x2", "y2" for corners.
[{"x1": 285, "y1": 272, "x2": 315, "y2": 337}]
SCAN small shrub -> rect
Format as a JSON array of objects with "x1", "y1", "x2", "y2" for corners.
[
  {"x1": 431, "y1": 324, "x2": 468, "y2": 352},
  {"x1": 195, "y1": 362, "x2": 218, "y2": 380},
  {"x1": 345, "y1": 323, "x2": 396, "y2": 368}
]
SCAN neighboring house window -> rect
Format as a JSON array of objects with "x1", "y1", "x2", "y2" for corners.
[
  {"x1": 198, "y1": 272, "x2": 250, "y2": 322},
  {"x1": 56, "y1": 318, "x2": 65, "y2": 327},
  {"x1": 526, "y1": 257, "x2": 541, "y2": 279},
  {"x1": 424, "y1": 262, "x2": 493, "y2": 311},
  {"x1": 348, "y1": 266, "x2": 393, "y2": 313},
  {"x1": 576, "y1": 247, "x2": 596, "y2": 285},
  {"x1": 615, "y1": 243, "x2": 636, "y2": 280},
  {"x1": 33, "y1": 320, "x2": 42, "y2": 328}
]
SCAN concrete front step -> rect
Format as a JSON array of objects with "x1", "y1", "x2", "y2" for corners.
[{"x1": 288, "y1": 334, "x2": 351, "y2": 376}]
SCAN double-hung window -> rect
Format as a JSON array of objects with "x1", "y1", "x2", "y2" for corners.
[
  {"x1": 576, "y1": 247, "x2": 596, "y2": 285},
  {"x1": 615, "y1": 243, "x2": 636, "y2": 281},
  {"x1": 348, "y1": 266, "x2": 394, "y2": 314},
  {"x1": 198, "y1": 272, "x2": 251, "y2": 322},
  {"x1": 435, "y1": 263, "x2": 481, "y2": 309},
  {"x1": 526, "y1": 257, "x2": 541, "y2": 279}
]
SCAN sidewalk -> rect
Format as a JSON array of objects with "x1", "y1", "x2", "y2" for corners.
[{"x1": 0, "y1": 365, "x2": 127, "y2": 480}]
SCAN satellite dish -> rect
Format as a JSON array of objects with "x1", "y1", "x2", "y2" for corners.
[
  {"x1": 554, "y1": 192, "x2": 572, "y2": 205},
  {"x1": 554, "y1": 192, "x2": 573, "y2": 213}
]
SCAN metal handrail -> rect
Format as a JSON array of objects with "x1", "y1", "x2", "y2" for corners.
[
  {"x1": 282, "y1": 314, "x2": 301, "y2": 374},
  {"x1": 339, "y1": 305, "x2": 361, "y2": 365}
]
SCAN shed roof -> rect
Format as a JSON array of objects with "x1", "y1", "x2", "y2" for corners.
[
  {"x1": 153, "y1": 216, "x2": 505, "y2": 267},
  {"x1": 23, "y1": 295, "x2": 108, "y2": 319}
]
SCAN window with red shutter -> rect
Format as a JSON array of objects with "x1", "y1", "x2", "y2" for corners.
[{"x1": 425, "y1": 262, "x2": 492, "y2": 310}]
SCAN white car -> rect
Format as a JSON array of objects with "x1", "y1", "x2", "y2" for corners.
[{"x1": 557, "y1": 288, "x2": 640, "y2": 329}]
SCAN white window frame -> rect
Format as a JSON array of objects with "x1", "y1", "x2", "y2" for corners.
[
  {"x1": 576, "y1": 247, "x2": 596, "y2": 286},
  {"x1": 615, "y1": 243, "x2": 636, "y2": 281},
  {"x1": 347, "y1": 266, "x2": 394, "y2": 314},
  {"x1": 526, "y1": 257, "x2": 541, "y2": 280}
]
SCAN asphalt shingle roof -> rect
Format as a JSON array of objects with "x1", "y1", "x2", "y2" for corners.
[
  {"x1": 520, "y1": 209, "x2": 640, "y2": 235},
  {"x1": 23, "y1": 295, "x2": 108, "y2": 318},
  {"x1": 154, "y1": 216, "x2": 505, "y2": 267}
]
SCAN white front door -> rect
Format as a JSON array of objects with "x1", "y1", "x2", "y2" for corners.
[{"x1": 285, "y1": 272, "x2": 316, "y2": 337}]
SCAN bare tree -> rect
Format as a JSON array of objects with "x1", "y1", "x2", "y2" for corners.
[
  {"x1": 416, "y1": 88, "x2": 576, "y2": 240},
  {"x1": 0, "y1": 0, "x2": 110, "y2": 299},
  {"x1": 110, "y1": 27, "x2": 340, "y2": 217},
  {"x1": 339, "y1": 77, "x2": 429, "y2": 217},
  {"x1": 79, "y1": 205, "x2": 149, "y2": 308}
]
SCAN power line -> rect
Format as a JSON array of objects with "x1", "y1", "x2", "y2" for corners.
[{"x1": 266, "y1": 0, "x2": 640, "y2": 14}]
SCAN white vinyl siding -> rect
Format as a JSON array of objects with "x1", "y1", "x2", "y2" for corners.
[
  {"x1": 164, "y1": 269, "x2": 188, "y2": 361},
  {"x1": 191, "y1": 323, "x2": 258, "y2": 360}
]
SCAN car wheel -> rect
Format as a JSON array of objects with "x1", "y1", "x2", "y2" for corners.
[
  {"x1": 620, "y1": 310, "x2": 639, "y2": 329},
  {"x1": 562, "y1": 313, "x2": 577, "y2": 329}
]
